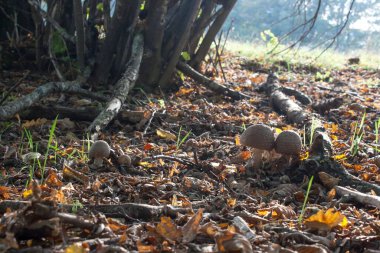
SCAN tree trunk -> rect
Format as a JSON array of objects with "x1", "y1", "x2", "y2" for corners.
[
  {"x1": 73, "y1": 0, "x2": 85, "y2": 70},
  {"x1": 92, "y1": 0, "x2": 138, "y2": 85},
  {"x1": 158, "y1": 0, "x2": 203, "y2": 89},
  {"x1": 190, "y1": 0, "x2": 237, "y2": 69},
  {"x1": 138, "y1": 0, "x2": 168, "y2": 89}
]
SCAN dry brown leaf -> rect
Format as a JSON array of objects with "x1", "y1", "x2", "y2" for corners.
[
  {"x1": 318, "y1": 171, "x2": 339, "y2": 189},
  {"x1": 182, "y1": 208, "x2": 203, "y2": 243},
  {"x1": 215, "y1": 231, "x2": 253, "y2": 253},
  {"x1": 156, "y1": 216, "x2": 181, "y2": 242},
  {"x1": 22, "y1": 118, "x2": 48, "y2": 128}
]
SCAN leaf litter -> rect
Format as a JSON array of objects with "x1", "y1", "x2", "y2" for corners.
[{"x1": 0, "y1": 54, "x2": 380, "y2": 252}]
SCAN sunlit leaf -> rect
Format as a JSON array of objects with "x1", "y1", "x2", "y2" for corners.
[
  {"x1": 156, "y1": 129, "x2": 176, "y2": 141},
  {"x1": 45, "y1": 171, "x2": 63, "y2": 188},
  {"x1": 304, "y1": 208, "x2": 348, "y2": 231},
  {"x1": 22, "y1": 189, "x2": 33, "y2": 199},
  {"x1": 227, "y1": 198, "x2": 236, "y2": 207},
  {"x1": 181, "y1": 51, "x2": 191, "y2": 61},
  {"x1": 176, "y1": 87, "x2": 194, "y2": 96},
  {"x1": 235, "y1": 135, "x2": 241, "y2": 146},
  {"x1": 65, "y1": 243, "x2": 89, "y2": 253}
]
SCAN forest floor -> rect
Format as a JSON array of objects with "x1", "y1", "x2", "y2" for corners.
[{"x1": 0, "y1": 50, "x2": 380, "y2": 252}]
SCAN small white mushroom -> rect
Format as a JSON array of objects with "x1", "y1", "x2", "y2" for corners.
[
  {"x1": 240, "y1": 124, "x2": 275, "y2": 170},
  {"x1": 89, "y1": 140, "x2": 111, "y2": 167}
]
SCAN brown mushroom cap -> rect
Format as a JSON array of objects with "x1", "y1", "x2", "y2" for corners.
[
  {"x1": 89, "y1": 140, "x2": 111, "y2": 160},
  {"x1": 240, "y1": 124, "x2": 275, "y2": 150},
  {"x1": 118, "y1": 154, "x2": 131, "y2": 166},
  {"x1": 274, "y1": 130, "x2": 302, "y2": 155}
]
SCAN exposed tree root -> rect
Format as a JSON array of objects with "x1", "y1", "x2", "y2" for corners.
[
  {"x1": 177, "y1": 61, "x2": 250, "y2": 100},
  {"x1": 0, "y1": 81, "x2": 105, "y2": 121}
]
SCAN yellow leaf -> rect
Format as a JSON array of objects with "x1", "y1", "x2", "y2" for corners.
[
  {"x1": 22, "y1": 189, "x2": 33, "y2": 199},
  {"x1": 65, "y1": 243, "x2": 88, "y2": 253},
  {"x1": 257, "y1": 209, "x2": 270, "y2": 216},
  {"x1": 156, "y1": 129, "x2": 176, "y2": 141},
  {"x1": 235, "y1": 135, "x2": 241, "y2": 146},
  {"x1": 304, "y1": 208, "x2": 347, "y2": 231},
  {"x1": 299, "y1": 151, "x2": 309, "y2": 160},
  {"x1": 334, "y1": 153, "x2": 346, "y2": 160},
  {"x1": 227, "y1": 198, "x2": 236, "y2": 207}
]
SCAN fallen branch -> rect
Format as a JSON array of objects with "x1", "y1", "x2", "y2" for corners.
[
  {"x1": 0, "y1": 200, "x2": 191, "y2": 220},
  {"x1": 259, "y1": 74, "x2": 380, "y2": 195},
  {"x1": 0, "y1": 81, "x2": 104, "y2": 120},
  {"x1": 335, "y1": 185, "x2": 380, "y2": 209},
  {"x1": 87, "y1": 32, "x2": 144, "y2": 133},
  {"x1": 177, "y1": 61, "x2": 250, "y2": 100}
]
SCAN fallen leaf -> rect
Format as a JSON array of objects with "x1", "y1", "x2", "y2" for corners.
[
  {"x1": 156, "y1": 216, "x2": 181, "y2": 242},
  {"x1": 304, "y1": 208, "x2": 348, "y2": 231},
  {"x1": 156, "y1": 129, "x2": 176, "y2": 141}
]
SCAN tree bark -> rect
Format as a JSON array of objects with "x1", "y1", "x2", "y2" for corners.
[
  {"x1": 0, "y1": 81, "x2": 104, "y2": 121},
  {"x1": 88, "y1": 32, "x2": 144, "y2": 133},
  {"x1": 158, "y1": 0, "x2": 202, "y2": 89},
  {"x1": 138, "y1": 0, "x2": 168, "y2": 89},
  {"x1": 73, "y1": 0, "x2": 85, "y2": 70},
  {"x1": 92, "y1": 0, "x2": 136, "y2": 85},
  {"x1": 177, "y1": 61, "x2": 250, "y2": 100},
  {"x1": 190, "y1": 0, "x2": 237, "y2": 69},
  {"x1": 188, "y1": 0, "x2": 216, "y2": 55}
]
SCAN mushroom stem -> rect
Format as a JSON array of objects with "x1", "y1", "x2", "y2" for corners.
[{"x1": 251, "y1": 149, "x2": 264, "y2": 170}]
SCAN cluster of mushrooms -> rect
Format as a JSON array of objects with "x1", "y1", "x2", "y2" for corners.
[
  {"x1": 88, "y1": 140, "x2": 131, "y2": 168},
  {"x1": 240, "y1": 124, "x2": 302, "y2": 170}
]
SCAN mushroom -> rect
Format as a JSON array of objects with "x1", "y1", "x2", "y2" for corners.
[
  {"x1": 240, "y1": 124, "x2": 275, "y2": 170},
  {"x1": 89, "y1": 140, "x2": 111, "y2": 167},
  {"x1": 274, "y1": 130, "x2": 302, "y2": 166},
  {"x1": 117, "y1": 154, "x2": 132, "y2": 167}
]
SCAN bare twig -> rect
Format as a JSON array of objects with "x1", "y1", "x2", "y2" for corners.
[{"x1": 335, "y1": 185, "x2": 380, "y2": 209}]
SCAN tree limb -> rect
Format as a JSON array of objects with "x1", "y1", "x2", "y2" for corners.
[
  {"x1": 177, "y1": 61, "x2": 250, "y2": 100},
  {"x1": 0, "y1": 81, "x2": 103, "y2": 121}
]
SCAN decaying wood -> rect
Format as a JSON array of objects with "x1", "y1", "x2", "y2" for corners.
[
  {"x1": 0, "y1": 81, "x2": 103, "y2": 121},
  {"x1": 280, "y1": 86, "x2": 312, "y2": 105},
  {"x1": 312, "y1": 97, "x2": 344, "y2": 114},
  {"x1": 87, "y1": 32, "x2": 144, "y2": 132},
  {"x1": 259, "y1": 74, "x2": 380, "y2": 195},
  {"x1": 335, "y1": 185, "x2": 380, "y2": 209},
  {"x1": 259, "y1": 73, "x2": 309, "y2": 124},
  {"x1": 0, "y1": 200, "x2": 191, "y2": 220},
  {"x1": 177, "y1": 61, "x2": 250, "y2": 100}
]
